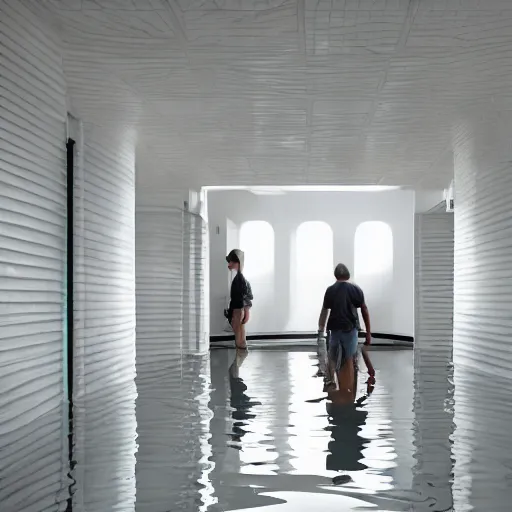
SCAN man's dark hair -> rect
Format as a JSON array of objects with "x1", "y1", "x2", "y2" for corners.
[{"x1": 334, "y1": 263, "x2": 350, "y2": 280}]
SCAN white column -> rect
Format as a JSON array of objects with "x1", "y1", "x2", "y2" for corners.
[
  {"x1": 73, "y1": 124, "x2": 137, "y2": 512},
  {"x1": 182, "y1": 206, "x2": 209, "y2": 354},
  {"x1": 135, "y1": 205, "x2": 184, "y2": 363},
  {"x1": 453, "y1": 120, "x2": 512, "y2": 511},
  {"x1": 0, "y1": 2, "x2": 68, "y2": 510},
  {"x1": 273, "y1": 222, "x2": 292, "y2": 333},
  {"x1": 415, "y1": 212, "x2": 454, "y2": 354},
  {"x1": 134, "y1": 187, "x2": 211, "y2": 510}
]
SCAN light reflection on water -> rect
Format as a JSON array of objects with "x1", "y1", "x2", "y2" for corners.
[
  {"x1": 205, "y1": 347, "x2": 453, "y2": 512},
  {"x1": 134, "y1": 346, "x2": 458, "y2": 511},
  {"x1": 135, "y1": 356, "x2": 215, "y2": 512}
]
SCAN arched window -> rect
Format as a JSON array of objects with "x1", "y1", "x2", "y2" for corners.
[
  {"x1": 354, "y1": 221, "x2": 393, "y2": 332},
  {"x1": 290, "y1": 222, "x2": 334, "y2": 332},
  {"x1": 239, "y1": 221, "x2": 275, "y2": 332}
]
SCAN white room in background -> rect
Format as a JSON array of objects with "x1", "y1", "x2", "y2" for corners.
[
  {"x1": 207, "y1": 188, "x2": 415, "y2": 337},
  {"x1": 354, "y1": 221, "x2": 394, "y2": 334}
]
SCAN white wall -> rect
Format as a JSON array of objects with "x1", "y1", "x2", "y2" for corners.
[
  {"x1": 415, "y1": 212, "x2": 454, "y2": 352},
  {"x1": 135, "y1": 182, "x2": 209, "y2": 365},
  {"x1": 452, "y1": 120, "x2": 512, "y2": 512},
  {"x1": 1, "y1": 2, "x2": 211, "y2": 511},
  {"x1": 415, "y1": 189, "x2": 446, "y2": 213},
  {"x1": 208, "y1": 189, "x2": 415, "y2": 336},
  {"x1": 134, "y1": 186, "x2": 210, "y2": 511},
  {"x1": 182, "y1": 209, "x2": 209, "y2": 353},
  {"x1": 0, "y1": 2, "x2": 68, "y2": 510},
  {"x1": 1, "y1": 4, "x2": 142, "y2": 510}
]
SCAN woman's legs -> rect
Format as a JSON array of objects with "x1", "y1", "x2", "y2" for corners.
[{"x1": 231, "y1": 308, "x2": 247, "y2": 349}]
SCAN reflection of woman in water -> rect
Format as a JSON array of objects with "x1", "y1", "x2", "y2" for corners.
[{"x1": 228, "y1": 350, "x2": 261, "y2": 445}]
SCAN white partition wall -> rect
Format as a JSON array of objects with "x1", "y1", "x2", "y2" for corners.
[
  {"x1": 135, "y1": 206, "x2": 184, "y2": 363},
  {"x1": 0, "y1": 2, "x2": 68, "y2": 510},
  {"x1": 415, "y1": 212, "x2": 454, "y2": 353},
  {"x1": 452, "y1": 124, "x2": 512, "y2": 511},
  {"x1": 73, "y1": 125, "x2": 137, "y2": 512},
  {"x1": 135, "y1": 192, "x2": 210, "y2": 510},
  {"x1": 135, "y1": 183, "x2": 209, "y2": 361},
  {"x1": 182, "y1": 210, "x2": 209, "y2": 354}
]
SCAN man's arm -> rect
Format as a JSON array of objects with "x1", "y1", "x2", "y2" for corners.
[
  {"x1": 318, "y1": 307, "x2": 329, "y2": 332},
  {"x1": 318, "y1": 289, "x2": 331, "y2": 333},
  {"x1": 360, "y1": 303, "x2": 372, "y2": 345}
]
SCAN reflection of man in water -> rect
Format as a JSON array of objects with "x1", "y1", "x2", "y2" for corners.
[
  {"x1": 309, "y1": 338, "x2": 376, "y2": 482},
  {"x1": 325, "y1": 358, "x2": 375, "y2": 478}
]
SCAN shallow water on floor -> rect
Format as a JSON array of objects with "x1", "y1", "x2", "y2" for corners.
[
  {"x1": 134, "y1": 346, "x2": 462, "y2": 511},
  {"x1": 204, "y1": 347, "x2": 454, "y2": 512}
]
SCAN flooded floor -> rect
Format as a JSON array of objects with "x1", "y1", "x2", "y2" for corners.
[{"x1": 135, "y1": 346, "x2": 460, "y2": 511}]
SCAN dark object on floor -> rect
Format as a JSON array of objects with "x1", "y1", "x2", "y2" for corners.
[{"x1": 332, "y1": 474, "x2": 353, "y2": 485}]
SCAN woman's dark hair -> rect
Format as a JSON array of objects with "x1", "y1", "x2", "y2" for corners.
[
  {"x1": 334, "y1": 263, "x2": 350, "y2": 280},
  {"x1": 226, "y1": 250, "x2": 240, "y2": 264}
]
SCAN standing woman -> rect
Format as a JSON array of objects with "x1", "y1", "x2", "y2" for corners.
[{"x1": 225, "y1": 249, "x2": 253, "y2": 349}]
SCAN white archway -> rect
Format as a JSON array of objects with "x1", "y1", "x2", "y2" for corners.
[
  {"x1": 239, "y1": 221, "x2": 275, "y2": 332},
  {"x1": 289, "y1": 221, "x2": 334, "y2": 332}
]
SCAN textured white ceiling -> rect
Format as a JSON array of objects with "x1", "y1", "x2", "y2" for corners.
[{"x1": 40, "y1": 0, "x2": 512, "y2": 189}]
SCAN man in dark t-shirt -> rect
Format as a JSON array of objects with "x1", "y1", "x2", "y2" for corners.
[{"x1": 318, "y1": 263, "x2": 372, "y2": 388}]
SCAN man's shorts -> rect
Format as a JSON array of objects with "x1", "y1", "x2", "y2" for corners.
[{"x1": 328, "y1": 328, "x2": 359, "y2": 372}]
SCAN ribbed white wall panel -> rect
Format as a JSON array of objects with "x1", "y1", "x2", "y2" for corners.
[
  {"x1": 73, "y1": 125, "x2": 137, "y2": 512},
  {"x1": 414, "y1": 212, "x2": 454, "y2": 352},
  {"x1": 452, "y1": 134, "x2": 512, "y2": 510},
  {"x1": 135, "y1": 207, "x2": 184, "y2": 365},
  {"x1": 182, "y1": 211, "x2": 209, "y2": 355},
  {"x1": 135, "y1": 200, "x2": 210, "y2": 509},
  {"x1": 413, "y1": 212, "x2": 455, "y2": 509},
  {"x1": 0, "y1": 1, "x2": 68, "y2": 510},
  {"x1": 454, "y1": 159, "x2": 512, "y2": 375}
]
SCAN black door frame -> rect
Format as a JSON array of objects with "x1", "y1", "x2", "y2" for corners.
[{"x1": 66, "y1": 137, "x2": 75, "y2": 511}]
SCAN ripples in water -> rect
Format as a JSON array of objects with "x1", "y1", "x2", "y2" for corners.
[
  {"x1": 206, "y1": 348, "x2": 425, "y2": 511},
  {"x1": 135, "y1": 356, "x2": 214, "y2": 512},
  {"x1": 131, "y1": 343, "x2": 512, "y2": 511}
]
